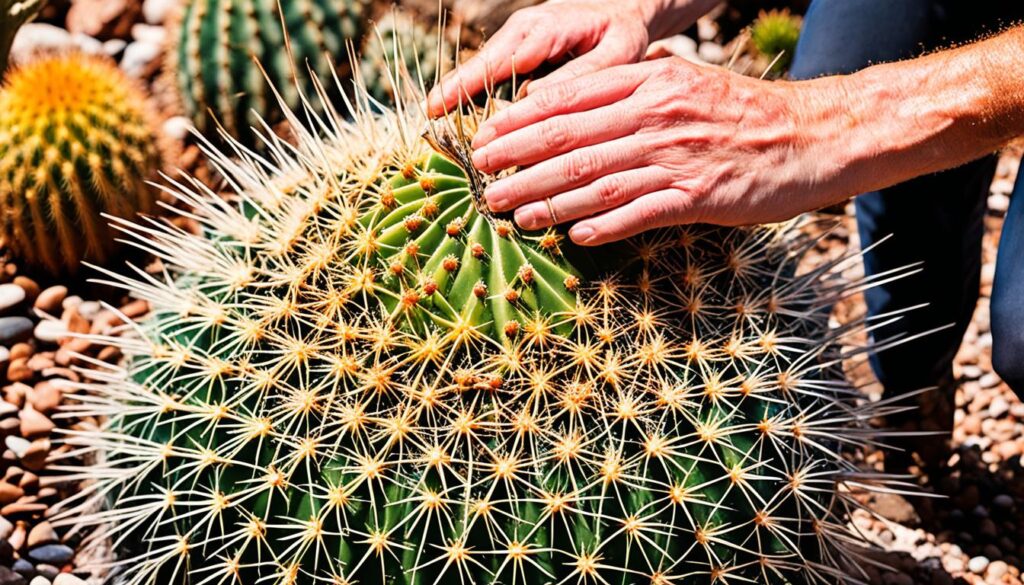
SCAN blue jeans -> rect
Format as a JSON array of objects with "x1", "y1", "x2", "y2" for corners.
[{"x1": 791, "y1": 0, "x2": 1024, "y2": 397}]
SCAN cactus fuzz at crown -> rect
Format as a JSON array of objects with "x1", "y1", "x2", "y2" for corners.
[
  {"x1": 56, "y1": 56, "x2": 908, "y2": 585},
  {"x1": 0, "y1": 53, "x2": 160, "y2": 274}
]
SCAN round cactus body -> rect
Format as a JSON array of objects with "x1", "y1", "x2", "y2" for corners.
[
  {"x1": 0, "y1": 53, "x2": 160, "y2": 274},
  {"x1": 170, "y1": 0, "x2": 370, "y2": 144},
  {"x1": 750, "y1": 9, "x2": 802, "y2": 74},
  {"x1": 359, "y1": 12, "x2": 448, "y2": 104},
  {"x1": 61, "y1": 74, "x2": 895, "y2": 585}
]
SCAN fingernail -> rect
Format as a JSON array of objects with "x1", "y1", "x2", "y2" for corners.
[
  {"x1": 514, "y1": 205, "x2": 538, "y2": 229},
  {"x1": 472, "y1": 125, "x2": 496, "y2": 149},
  {"x1": 471, "y1": 147, "x2": 491, "y2": 171},
  {"x1": 570, "y1": 225, "x2": 595, "y2": 244},
  {"x1": 484, "y1": 185, "x2": 507, "y2": 211}
]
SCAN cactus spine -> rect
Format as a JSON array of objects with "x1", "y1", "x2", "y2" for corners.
[
  {"x1": 359, "y1": 11, "x2": 447, "y2": 103},
  {"x1": 169, "y1": 0, "x2": 370, "y2": 144},
  {"x1": 0, "y1": 0, "x2": 44, "y2": 73},
  {"x1": 0, "y1": 53, "x2": 160, "y2": 274},
  {"x1": 57, "y1": 50, "x2": 908, "y2": 585}
]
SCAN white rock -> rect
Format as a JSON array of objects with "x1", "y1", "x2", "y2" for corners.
[
  {"x1": 979, "y1": 372, "x2": 1001, "y2": 389},
  {"x1": 9, "y1": 24, "x2": 73, "y2": 64},
  {"x1": 990, "y1": 178, "x2": 1014, "y2": 196},
  {"x1": 120, "y1": 41, "x2": 161, "y2": 78},
  {"x1": 30, "y1": 577, "x2": 52, "y2": 585},
  {"x1": 77, "y1": 300, "x2": 101, "y2": 320},
  {"x1": 987, "y1": 561, "x2": 1009, "y2": 580},
  {"x1": 34, "y1": 319, "x2": 68, "y2": 343},
  {"x1": 697, "y1": 41, "x2": 725, "y2": 64},
  {"x1": 647, "y1": 35, "x2": 697, "y2": 60},
  {"x1": 162, "y1": 116, "x2": 194, "y2": 142},
  {"x1": 62, "y1": 295, "x2": 83, "y2": 310},
  {"x1": 143, "y1": 0, "x2": 176, "y2": 24},
  {"x1": 696, "y1": 16, "x2": 718, "y2": 42},
  {"x1": 0, "y1": 346, "x2": 9, "y2": 364},
  {"x1": 967, "y1": 555, "x2": 989, "y2": 575},
  {"x1": 0, "y1": 515, "x2": 12, "y2": 540},
  {"x1": 54, "y1": 575, "x2": 88, "y2": 585},
  {"x1": 131, "y1": 23, "x2": 166, "y2": 45},
  {"x1": 0, "y1": 284, "x2": 25, "y2": 312},
  {"x1": 103, "y1": 38, "x2": 127, "y2": 56},
  {"x1": 5, "y1": 435, "x2": 30, "y2": 458},
  {"x1": 989, "y1": 193, "x2": 1011, "y2": 213},
  {"x1": 989, "y1": 396, "x2": 1010, "y2": 418},
  {"x1": 70, "y1": 32, "x2": 102, "y2": 54}
]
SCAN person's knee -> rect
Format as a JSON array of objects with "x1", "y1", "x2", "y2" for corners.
[{"x1": 991, "y1": 302, "x2": 1024, "y2": 395}]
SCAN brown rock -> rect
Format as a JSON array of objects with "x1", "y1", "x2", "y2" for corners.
[
  {"x1": 18, "y1": 471, "x2": 37, "y2": 491},
  {"x1": 25, "y1": 353, "x2": 54, "y2": 372},
  {"x1": 65, "y1": 0, "x2": 140, "y2": 39},
  {"x1": 28, "y1": 383, "x2": 62, "y2": 414},
  {"x1": 21, "y1": 439, "x2": 49, "y2": 471},
  {"x1": 120, "y1": 299, "x2": 149, "y2": 319},
  {"x1": 3, "y1": 383, "x2": 29, "y2": 408},
  {"x1": 9, "y1": 343, "x2": 31, "y2": 361},
  {"x1": 62, "y1": 307, "x2": 89, "y2": 336},
  {"x1": 0, "y1": 481, "x2": 24, "y2": 505},
  {"x1": 19, "y1": 406, "x2": 54, "y2": 439},
  {"x1": 1, "y1": 499, "x2": 46, "y2": 518},
  {"x1": 6, "y1": 358, "x2": 33, "y2": 383},
  {"x1": 36, "y1": 487, "x2": 56, "y2": 500},
  {"x1": 64, "y1": 336, "x2": 91, "y2": 355},
  {"x1": 41, "y1": 368, "x2": 78, "y2": 383},
  {"x1": 962, "y1": 414, "x2": 983, "y2": 435},
  {"x1": 27, "y1": 520, "x2": 57, "y2": 547},
  {"x1": 8, "y1": 520, "x2": 25, "y2": 549},
  {"x1": 0, "y1": 418, "x2": 20, "y2": 437},
  {"x1": 4, "y1": 466, "x2": 22, "y2": 483},
  {"x1": 13, "y1": 277, "x2": 39, "y2": 306},
  {"x1": 97, "y1": 346, "x2": 121, "y2": 363},
  {"x1": 34, "y1": 286, "x2": 68, "y2": 314}
]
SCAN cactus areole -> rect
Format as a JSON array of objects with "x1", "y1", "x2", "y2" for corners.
[{"x1": 59, "y1": 56, "x2": 893, "y2": 585}]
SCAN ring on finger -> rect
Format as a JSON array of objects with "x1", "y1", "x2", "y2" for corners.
[{"x1": 545, "y1": 197, "x2": 559, "y2": 224}]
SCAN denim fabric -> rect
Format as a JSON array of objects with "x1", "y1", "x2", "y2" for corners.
[{"x1": 790, "y1": 0, "x2": 1023, "y2": 396}]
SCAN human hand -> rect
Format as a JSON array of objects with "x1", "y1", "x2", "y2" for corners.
[
  {"x1": 426, "y1": 0, "x2": 656, "y2": 117},
  {"x1": 470, "y1": 57, "x2": 860, "y2": 245}
]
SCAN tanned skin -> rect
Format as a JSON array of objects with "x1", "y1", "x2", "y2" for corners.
[{"x1": 427, "y1": 0, "x2": 1024, "y2": 246}]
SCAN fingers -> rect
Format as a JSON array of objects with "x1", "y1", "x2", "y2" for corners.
[
  {"x1": 527, "y1": 31, "x2": 645, "y2": 93},
  {"x1": 426, "y1": 23, "x2": 549, "y2": 117},
  {"x1": 471, "y1": 65, "x2": 647, "y2": 149},
  {"x1": 483, "y1": 137, "x2": 647, "y2": 212},
  {"x1": 568, "y1": 189, "x2": 700, "y2": 246},
  {"x1": 472, "y1": 101, "x2": 644, "y2": 173},
  {"x1": 512, "y1": 167, "x2": 674, "y2": 230}
]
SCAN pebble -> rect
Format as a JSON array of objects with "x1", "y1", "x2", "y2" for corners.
[
  {"x1": 18, "y1": 407, "x2": 52, "y2": 440},
  {"x1": 0, "y1": 565, "x2": 25, "y2": 585},
  {"x1": 0, "y1": 347, "x2": 8, "y2": 365},
  {"x1": 12, "y1": 559, "x2": 33, "y2": 579},
  {"x1": 29, "y1": 577, "x2": 48, "y2": 585},
  {"x1": 988, "y1": 560, "x2": 1010, "y2": 580},
  {"x1": 162, "y1": 116, "x2": 194, "y2": 142},
  {"x1": 32, "y1": 321, "x2": 67, "y2": 344},
  {"x1": 53, "y1": 576, "x2": 85, "y2": 585},
  {"x1": 989, "y1": 395, "x2": 1011, "y2": 418},
  {"x1": 27, "y1": 544, "x2": 74, "y2": 566},
  {"x1": 33, "y1": 567, "x2": 55, "y2": 581},
  {"x1": 120, "y1": 41, "x2": 161, "y2": 78},
  {"x1": 697, "y1": 41, "x2": 725, "y2": 64},
  {"x1": 0, "y1": 516, "x2": 11, "y2": 540},
  {"x1": 0, "y1": 482, "x2": 24, "y2": 505},
  {"x1": 21, "y1": 439, "x2": 49, "y2": 471},
  {"x1": 131, "y1": 23, "x2": 166, "y2": 45},
  {"x1": 0, "y1": 319, "x2": 33, "y2": 345},
  {"x1": 989, "y1": 193, "x2": 1012, "y2": 213},
  {"x1": 27, "y1": 521, "x2": 56, "y2": 547},
  {"x1": 33, "y1": 287, "x2": 67, "y2": 315},
  {"x1": 102, "y1": 38, "x2": 126, "y2": 56},
  {"x1": 967, "y1": 555, "x2": 990, "y2": 574},
  {"x1": 143, "y1": 0, "x2": 176, "y2": 23},
  {"x1": 979, "y1": 372, "x2": 1001, "y2": 389},
  {"x1": 4, "y1": 437, "x2": 29, "y2": 459},
  {"x1": 27, "y1": 384, "x2": 61, "y2": 415},
  {"x1": 0, "y1": 286, "x2": 25, "y2": 314}
]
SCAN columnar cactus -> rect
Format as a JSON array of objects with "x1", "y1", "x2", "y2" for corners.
[
  {"x1": 57, "y1": 58, "x2": 905, "y2": 585},
  {"x1": 0, "y1": 0, "x2": 45, "y2": 73},
  {"x1": 359, "y1": 11, "x2": 447, "y2": 103},
  {"x1": 0, "y1": 53, "x2": 160, "y2": 274},
  {"x1": 168, "y1": 0, "x2": 370, "y2": 144}
]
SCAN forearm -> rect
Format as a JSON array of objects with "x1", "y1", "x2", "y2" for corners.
[{"x1": 806, "y1": 25, "x2": 1024, "y2": 199}]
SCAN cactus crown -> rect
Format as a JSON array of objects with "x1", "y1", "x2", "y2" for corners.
[
  {"x1": 0, "y1": 53, "x2": 159, "y2": 273},
  {"x1": 750, "y1": 9, "x2": 802, "y2": 73},
  {"x1": 55, "y1": 32, "x2": 908, "y2": 585}
]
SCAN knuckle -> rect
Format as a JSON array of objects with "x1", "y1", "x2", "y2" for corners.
[
  {"x1": 541, "y1": 120, "x2": 575, "y2": 152},
  {"x1": 562, "y1": 152, "x2": 595, "y2": 184},
  {"x1": 534, "y1": 84, "x2": 571, "y2": 113},
  {"x1": 596, "y1": 175, "x2": 629, "y2": 208},
  {"x1": 637, "y1": 198, "x2": 672, "y2": 226}
]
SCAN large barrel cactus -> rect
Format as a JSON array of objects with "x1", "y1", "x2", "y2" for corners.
[
  {"x1": 59, "y1": 56, "x2": 901, "y2": 585},
  {"x1": 0, "y1": 53, "x2": 160, "y2": 274},
  {"x1": 168, "y1": 0, "x2": 370, "y2": 143}
]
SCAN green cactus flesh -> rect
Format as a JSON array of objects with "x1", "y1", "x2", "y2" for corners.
[
  {"x1": 60, "y1": 95, "x2": 891, "y2": 584},
  {"x1": 173, "y1": 0, "x2": 369, "y2": 143}
]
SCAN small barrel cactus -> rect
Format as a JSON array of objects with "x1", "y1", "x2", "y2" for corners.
[
  {"x1": 58, "y1": 50, "x2": 905, "y2": 585},
  {"x1": 0, "y1": 53, "x2": 160, "y2": 274},
  {"x1": 750, "y1": 8, "x2": 802, "y2": 74},
  {"x1": 168, "y1": 0, "x2": 370, "y2": 144},
  {"x1": 0, "y1": 0, "x2": 45, "y2": 73},
  {"x1": 359, "y1": 11, "x2": 448, "y2": 103}
]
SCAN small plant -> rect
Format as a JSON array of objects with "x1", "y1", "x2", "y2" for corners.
[
  {"x1": 750, "y1": 8, "x2": 802, "y2": 74},
  {"x1": 56, "y1": 46, "x2": 907, "y2": 585},
  {"x1": 168, "y1": 0, "x2": 371, "y2": 145},
  {"x1": 359, "y1": 11, "x2": 448, "y2": 103},
  {"x1": 1, "y1": 0, "x2": 45, "y2": 73},
  {"x1": 0, "y1": 53, "x2": 160, "y2": 274}
]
